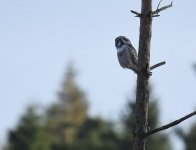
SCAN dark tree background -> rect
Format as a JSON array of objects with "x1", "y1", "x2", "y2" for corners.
[
  {"x1": 120, "y1": 86, "x2": 171, "y2": 150},
  {"x1": 176, "y1": 124, "x2": 196, "y2": 150},
  {"x1": 3, "y1": 65, "x2": 195, "y2": 150}
]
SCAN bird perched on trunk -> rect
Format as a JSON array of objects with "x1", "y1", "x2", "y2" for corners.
[{"x1": 115, "y1": 36, "x2": 138, "y2": 73}]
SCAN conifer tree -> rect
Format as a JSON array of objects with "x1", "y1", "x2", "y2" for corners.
[
  {"x1": 5, "y1": 105, "x2": 50, "y2": 150},
  {"x1": 46, "y1": 64, "x2": 88, "y2": 149},
  {"x1": 176, "y1": 123, "x2": 196, "y2": 150}
]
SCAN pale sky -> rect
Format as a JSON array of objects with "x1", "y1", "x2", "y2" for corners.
[{"x1": 0, "y1": 0, "x2": 196, "y2": 149}]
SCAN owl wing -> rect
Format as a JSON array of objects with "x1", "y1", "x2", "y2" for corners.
[
  {"x1": 124, "y1": 45, "x2": 138, "y2": 73},
  {"x1": 128, "y1": 45, "x2": 138, "y2": 66}
]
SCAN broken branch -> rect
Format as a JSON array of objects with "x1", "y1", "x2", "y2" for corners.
[
  {"x1": 150, "y1": 61, "x2": 166, "y2": 70},
  {"x1": 131, "y1": 10, "x2": 141, "y2": 17},
  {"x1": 146, "y1": 111, "x2": 196, "y2": 137}
]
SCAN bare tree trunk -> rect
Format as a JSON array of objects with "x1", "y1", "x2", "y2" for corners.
[
  {"x1": 133, "y1": 0, "x2": 152, "y2": 150},
  {"x1": 131, "y1": 0, "x2": 195, "y2": 149}
]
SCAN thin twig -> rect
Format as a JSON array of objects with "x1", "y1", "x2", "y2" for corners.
[
  {"x1": 157, "y1": 0, "x2": 163, "y2": 10},
  {"x1": 131, "y1": 10, "x2": 141, "y2": 17},
  {"x1": 146, "y1": 111, "x2": 196, "y2": 137},
  {"x1": 152, "y1": 1, "x2": 173, "y2": 17},
  {"x1": 150, "y1": 61, "x2": 166, "y2": 70}
]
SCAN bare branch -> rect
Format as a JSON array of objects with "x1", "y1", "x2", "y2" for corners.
[
  {"x1": 131, "y1": 10, "x2": 141, "y2": 17},
  {"x1": 152, "y1": 15, "x2": 160, "y2": 17},
  {"x1": 156, "y1": 0, "x2": 163, "y2": 10},
  {"x1": 146, "y1": 111, "x2": 196, "y2": 137},
  {"x1": 150, "y1": 61, "x2": 166, "y2": 70},
  {"x1": 152, "y1": 1, "x2": 173, "y2": 17}
]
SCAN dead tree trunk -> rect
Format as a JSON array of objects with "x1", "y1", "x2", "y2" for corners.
[
  {"x1": 131, "y1": 1, "x2": 196, "y2": 150},
  {"x1": 133, "y1": 0, "x2": 152, "y2": 150}
]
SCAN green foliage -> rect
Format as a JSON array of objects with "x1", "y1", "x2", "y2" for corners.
[
  {"x1": 5, "y1": 65, "x2": 184, "y2": 150},
  {"x1": 6, "y1": 105, "x2": 51, "y2": 150},
  {"x1": 4, "y1": 64, "x2": 89, "y2": 150},
  {"x1": 45, "y1": 64, "x2": 89, "y2": 149},
  {"x1": 176, "y1": 123, "x2": 196, "y2": 150},
  {"x1": 76, "y1": 118, "x2": 121, "y2": 150},
  {"x1": 57, "y1": 64, "x2": 88, "y2": 127},
  {"x1": 4, "y1": 65, "x2": 121, "y2": 150}
]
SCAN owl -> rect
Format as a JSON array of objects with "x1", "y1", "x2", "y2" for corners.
[{"x1": 115, "y1": 36, "x2": 138, "y2": 73}]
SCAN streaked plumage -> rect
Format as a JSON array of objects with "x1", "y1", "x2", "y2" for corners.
[{"x1": 115, "y1": 36, "x2": 138, "y2": 73}]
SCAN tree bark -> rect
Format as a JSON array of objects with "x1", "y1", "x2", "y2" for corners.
[{"x1": 133, "y1": 0, "x2": 152, "y2": 150}]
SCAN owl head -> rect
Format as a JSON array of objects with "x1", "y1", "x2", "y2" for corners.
[{"x1": 115, "y1": 36, "x2": 131, "y2": 48}]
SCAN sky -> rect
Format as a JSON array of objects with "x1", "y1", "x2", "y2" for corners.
[{"x1": 0, "y1": 0, "x2": 196, "y2": 149}]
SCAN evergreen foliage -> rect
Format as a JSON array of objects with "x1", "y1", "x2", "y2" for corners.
[
  {"x1": 176, "y1": 123, "x2": 196, "y2": 150},
  {"x1": 6, "y1": 65, "x2": 192, "y2": 150}
]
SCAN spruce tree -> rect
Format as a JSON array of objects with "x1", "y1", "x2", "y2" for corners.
[
  {"x1": 46, "y1": 64, "x2": 88, "y2": 149},
  {"x1": 176, "y1": 123, "x2": 196, "y2": 150},
  {"x1": 5, "y1": 105, "x2": 50, "y2": 150}
]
